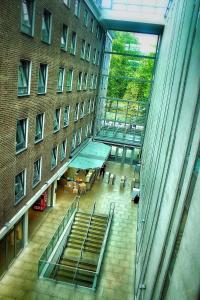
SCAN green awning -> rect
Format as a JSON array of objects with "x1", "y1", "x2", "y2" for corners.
[{"x1": 69, "y1": 141, "x2": 111, "y2": 170}]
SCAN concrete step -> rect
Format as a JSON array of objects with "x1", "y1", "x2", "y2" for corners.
[
  {"x1": 67, "y1": 242, "x2": 101, "y2": 254},
  {"x1": 60, "y1": 257, "x2": 97, "y2": 272},
  {"x1": 69, "y1": 232, "x2": 103, "y2": 246}
]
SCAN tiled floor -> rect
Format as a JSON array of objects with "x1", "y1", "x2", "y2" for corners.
[{"x1": 0, "y1": 162, "x2": 137, "y2": 300}]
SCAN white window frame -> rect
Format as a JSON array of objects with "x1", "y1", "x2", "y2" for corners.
[
  {"x1": 86, "y1": 43, "x2": 91, "y2": 61},
  {"x1": 51, "y1": 146, "x2": 58, "y2": 170},
  {"x1": 63, "y1": 106, "x2": 70, "y2": 127},
  {"x1": 61, "y1": 24, "x2": 68, "y2": 51},
  {"x1": 77, "y1": 72, "x2": 83, "y2": 91},
  {"x1": 37, "y1": 63, "x2": 48, "y2": 94},
  {"x1": 74, "y1": 0, "x2": 81, "y2": 17},
  {"x1": 41, "y1": 9, "x2": 52, "y2": 44},
  {"x1": 53, "y1": 108, "x2": 61, "y2": 133},
  {"x1": 16, "y1": 118, "x2": 28, "y2": 154},
  {"x1": 74, "y1": 103, "x2": 79, "y2": 122},
  {"x1": 90, "y1": 18, "x2": 94, "y2": 32},
  {"x1": 83, "y1": 9, "x2": 88, "y2": 27},
  {"x1": 18, "y1": 59, "x2": 32, "y2": 96},
  {"x1": 81, "y1": 39, "x2": 86, "y2": 59},
  {"x1": 66, "y1": 69, "x2": 73, "y2": 91},
  {"x1": 63, "y1": 0, "x2": 70, "y2": 8},
  {"x1": 15, "y1": 169, "x2": 26, "y2": 205},
  {"x1": 70, "y1": 32, "x2": 77, "y2": 55},
  {"x1": 83, "y1": 73, "x2": 88, "y2": 90},
  {"x1": 32, "y1": 157, "x2": 42, "y2": 187},
  {"x1": 80, "y1": 102, "x2": 84, "y2": 118},
  {"x1": 60, "y1": 140, "x2": 67, "y2": 161},
  {"x1": 57, "y1": 67, "x2": 65, "y2": 93},
  {"x1": 21, "y1": 0, "x2": 36, "y2": 36},
  {"x1": 35, "y1": 113, "x2": 44, "y2": 143}
]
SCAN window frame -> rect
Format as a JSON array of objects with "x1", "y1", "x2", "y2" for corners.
[
  {"x1": 16, "y1": 118, "x2": 28, "y2": 154},
  {"x1": 21, "y1": 0, "x2": 36, "y2": 37},
  {"x1": 60, "y1": 24, "x2": 68, "y2": 51},
  {"x1": 77, "y1": 72, "x2": 83, "y2": 91},
  {"x1": 41, "y1": 9, "x2": 52, "y2": 44},
  {"x1": 63, "y1": 106, "x2": 70, "y2": 127},
  {"x1": 18, "y1": 59, "x2": 32, "y2": 96},
  {"x1": 57, "y1": 67, "x2": 65, "y2": 93},
  {"x1": 32, "y1": 157, "x2": 42, "y2": 187},
  {"x1": 60, "y1": 140, "x2": 67, "y2": 161},
  {"x1": 83, "y1": 9, "x2": 88, "y2": 27},
  {"x1": 66, "y1": 69, "x2": 73, "y2": 91},
  {"x1": 86, "y1": 43, "x2": 91, "y2": 61},
  {"x1": 15, "y1": 169, "x2": 26, "y2": 205},
  {"x1": 53, "y1": 108, "x2": 61, "y2": 133},
  {"x1": 74, "y1": 103, "x2": 79, "y2": 122},
  {"x1": 70, "y1": 32, "x2": 77, "y2": 55},
  {"x1": 81, "y1": 39, "x2": 86, "y2": 59},
  {"x1": 37, "y1": 63, "x2": 48, "y2": 94},
  {"x1": 35, "y1": 113, "x2": 44, "y2": 143},
  {"x1": 51, "y1": 146, "x2": 58, "y2": 170},
  {"x1": 74, "y1": 0, "x2": 81, "y2": 17},
  {"x1": 63, "y1": 0, "x2": 70, "y2": 8}
]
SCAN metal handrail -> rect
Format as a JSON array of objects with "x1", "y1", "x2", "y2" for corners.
[
  {"x1": 38, "y1": 195, "x2": 80, "y2": 275},
  {"x1": 72, "y1": 201, "x2": 97, "y2": 285}
]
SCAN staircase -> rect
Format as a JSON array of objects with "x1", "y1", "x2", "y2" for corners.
[{"x1": 51, "y1": 211, "x2": 109, "y2": 288}]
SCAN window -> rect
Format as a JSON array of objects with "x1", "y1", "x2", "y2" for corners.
[
  {"x1": 97, "y1": 51, "x2": 101, "y2": 65},
  {"x1": 16, "y1": 119, "x2": 27, "y2": 153},
  {"x1": 63, "y1": 0, "x2": 70, "y2": 7},
  {"x1": 70, "y1": 32, "x2": 77, "y2": 54},
  {"x1": 74, "y1": 103, "x2": 79, "y2": 121},
  {"x1": 85, "y1": 100, "x2": 89, "y2": 115},
  {"x1": 66, "y1": 69, "x2": 73, "y2": 91},
  {"x1": 41, "y1": 9, "x2": 52, "y2": 44},
  {"x1": 74, "y1": 0, "x2": 80, "y2": 17},
  {"x1": 60, "y1": 140, "x2": 67, "y2": 161},
  {"x1": 38, "y1": 64, "x2": 48, "y2": 94},
  {"x1": 21, "y1": 0, "x2": 35, "y2": 36},
  {"x1": 61, "y1": 24, "x2": 68, "y2": 51},
  {"x1": 83, "y1": 9, "x2": 88, "y2": 27},
  {"x1": 93, "y1": 48, "x2": 97, "y2": 64},
  {"x1": 33, "y1": 158, "x2": 41, "y2": 187},
  {"x1": 81, "y1": 39, "x2": 86, "y2": 59},
  {"x1": 63, "y1": 106, "x2": 70, "y2": 127},
  {"x1": 80, "y1": 102, "x2": 84, "y2": 118},
  {"x1": 18, "y1": 59, "x2": 31, "y2": 96},
  {"x1": 90, "y1": 18, "x2": 94, "y2": 32},
  {"x1": 94, "y1": 74, "x2": 98, "y2": 89},
  {"x1": 77, "y1": 128, "x2": 82, "y2": 145},
  {"x1": 89, "y1": 98, "x2": 92, "y2": 113},
  {"x1": 85, "y1": 124, "x2": 89, "y2": 138},
  {"x1": 57, "y1": 67, "x2": 65, "y2": 92},
  {"x1": 89, "y1": 120, "x2": 93, "y2": 134},
  {"x1": 83, "y1": 73, "x2": 88, "y2": 90},
  {"x1": 77, "y1": 72, "x2": 82, "y2": 90},
  {"x1": 35, "y1": 113, "x2": 44, "y2": 143},
  {"x1": 53, "y1": 109, "x2": 61, "y2": 132},
  {"x1": 51, "y1": 146, "x2": 58, "y2": 169},
  {"x1": 90, "y1": 74, "x2": 94, "y2": 89},
  {"x1": 86, "y1": 43, "x2": 91, "y2": 61},
  {"x1": 15, "y1": 170, "x2": 26, "y2": 204},
  {"x1": 92, "y1": 98, "x2": 96, "y2": 111},
  {"x1": 71, "y1": 132, "x2": 77, "y2": 151},
  {"x1": 96, "y1": 25, "x2": 100, "y2": 38}
]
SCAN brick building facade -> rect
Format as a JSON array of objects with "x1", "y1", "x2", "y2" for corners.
[{"x1": 0, "y1": 0, "x2": 105, "y2": 276}]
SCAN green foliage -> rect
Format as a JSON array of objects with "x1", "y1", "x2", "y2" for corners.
[{"x1": 107, "y1": 31, "x2": 155, "y2": 104}]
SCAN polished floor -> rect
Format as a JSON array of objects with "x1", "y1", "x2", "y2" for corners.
[{"x1": 0, "y1": 162, "x2": 137, "y2": 300}]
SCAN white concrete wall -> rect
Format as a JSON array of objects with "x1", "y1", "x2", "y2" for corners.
[{"x1": 135, "y1": 0, "x2": 200, "y2": 299}]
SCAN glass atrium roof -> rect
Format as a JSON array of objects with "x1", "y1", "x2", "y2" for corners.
[{"x1": 95, "y1": 0, "x2": 169, "y2": 26}]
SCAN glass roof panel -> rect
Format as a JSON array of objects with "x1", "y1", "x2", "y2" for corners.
[{"x1": 101, "y1": 0, "x2": 169, "y2": 24}]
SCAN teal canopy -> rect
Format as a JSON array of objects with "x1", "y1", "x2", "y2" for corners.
[{"x1": 69, "y1": 141, "x2": 111, "y2": 170}]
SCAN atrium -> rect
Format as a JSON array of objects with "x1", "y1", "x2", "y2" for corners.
[{"x1": 0, "y1": 0, "x2": 199, "y2": 299}]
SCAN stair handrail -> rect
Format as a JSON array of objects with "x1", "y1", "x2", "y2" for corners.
[
  {"x1": 72, "y1": 201, "x2": 97, "y2": 285},
  {"x1": 108, "y1": 202, "x2": 115, "y2": 220}
]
